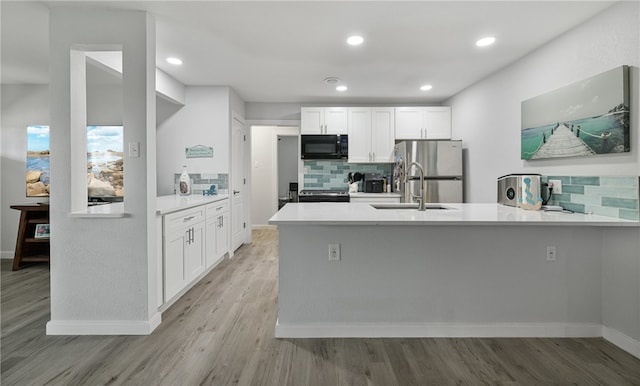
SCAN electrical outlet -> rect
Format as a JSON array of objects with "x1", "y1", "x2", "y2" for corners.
[
  {"x1": 549, "y1": 179, "x2": 562, "y2": 194},
  {"x1": 328, "y1": 243, "x2": 340, "y2": 261},
  {"x1": 546, "y1": 245, "x2": 557, "y2": 261}
]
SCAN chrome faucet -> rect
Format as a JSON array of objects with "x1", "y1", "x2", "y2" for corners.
[{"x1": 407, "y1": 161, "x2": 425, "y2": 211}]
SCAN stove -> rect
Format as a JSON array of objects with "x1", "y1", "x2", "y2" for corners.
[{"x1": 299, "y1": 189, "x2": 350, "y2": 203}]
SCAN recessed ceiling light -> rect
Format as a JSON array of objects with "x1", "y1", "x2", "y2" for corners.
[
  {"x1": 346, "y1": 35, "x2": 364, "y2": 46},
  {"x1": 475, "y1": 36, "x2": 496, "y2": 47},
  {"x1": 336, "y1": 85, "x2": 348, "y2": 92},
  {"x1": 166, "y1": 57, "x2": 183, "y2": 65},
  {"x1": 420, "y1": 84, "x2": 433, "y2": 91}
]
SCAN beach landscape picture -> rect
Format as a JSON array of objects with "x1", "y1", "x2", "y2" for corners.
[
  {"x1": 521, "y1": 66, "x2": 629, "y2": 160},
  {"x1": 87, "y1": 125, "x2": 124, "y2": 198},
  {"x1": 26, "y1": 125, "x2": 50, "y2": 197}
]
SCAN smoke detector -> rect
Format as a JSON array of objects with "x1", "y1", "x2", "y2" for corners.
[{"x1": 323, "y1": 77, "x2": 340, "y2": 85}]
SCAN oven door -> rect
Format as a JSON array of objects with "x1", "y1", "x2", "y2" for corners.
[{"x1": 301, "y1": 135, "x2": 347, "y2": 159}]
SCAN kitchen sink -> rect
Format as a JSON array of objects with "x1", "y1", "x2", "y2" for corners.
[{"x1": 370, "y1": 203, "x2": 454, "y2": 210}]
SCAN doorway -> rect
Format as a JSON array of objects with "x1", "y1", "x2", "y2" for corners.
[
  {"x1": 250, "y1": 126, "x2": 299, "y2": 227},
  {"x1": 277, "y1": 135, "x2": 298, "y2": 208}
]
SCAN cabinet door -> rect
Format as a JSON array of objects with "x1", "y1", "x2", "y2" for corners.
[
  {"x1": 425, "y1": 106, "x2": 451, "y2": 139},
  {"x1": 164, "y1": 228, "x2": 187, "y2": 301},
  {"x1": 205, "y1": 216, "x2": 218, "y2": 268},
  {"x1": 324, "y1": 107, "x2": 348, "y2": 134},
  {"x1": 371, "y1": 108, "x2": 395, "y2": 163},
  {"x1": 301, "y1": 107, "x2": 324, "y2": 134},
  {"x1": 347, "y1": 107, "x2": 371, "y2": 163},
  {"x1": 215, "y1": 212, "x2": 230, "y2": 259},
  {"x1": 395, "y1": 107, "x2": 425, "y2": 139},
  {"x1": 185, "y1": 222, "x2": 205, "y2": 282}
]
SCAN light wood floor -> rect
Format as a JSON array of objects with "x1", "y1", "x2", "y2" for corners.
[{"x1": 2, "y1": 227, "x2": 640, "y2": 385}]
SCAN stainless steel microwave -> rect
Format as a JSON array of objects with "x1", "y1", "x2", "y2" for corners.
[{"x1": 301, "y1": 135, "x2": 348, "y2": 159}]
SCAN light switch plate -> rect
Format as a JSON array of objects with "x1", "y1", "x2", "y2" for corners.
[{"x1": 128, "y1": 142, "x2": 140, "y2": 158}]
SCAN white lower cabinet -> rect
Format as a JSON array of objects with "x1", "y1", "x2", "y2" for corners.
[
  {"x1": 163, "y1": 206, "x2": 206, "y2": 302},
  {"x1": 205, "y1": 200, "x2": 230, "y2": 268}
]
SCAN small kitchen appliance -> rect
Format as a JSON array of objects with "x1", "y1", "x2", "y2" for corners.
[
  {"x1": 363, "y1": 173, "x2": 384, "y2": 193},
  {"x1": 497, "y1": 174, "x2": 542, "y2": 208},
  {"x1": 298, "y1": 189, "x2": 350, "y2": 202},
  {"x1": 300, "y1": 135, "x2": 348, "y2": 160}
]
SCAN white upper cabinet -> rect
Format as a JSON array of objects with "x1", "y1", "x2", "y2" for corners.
[
  {"x1": 347, "y1": 107, "x2": 371, "y2": 163},
  {"x1": 301, "y1": 107, "x2": 348, "y2": 134},
  {"x1": 348, "y1": 107, "x2": 395, "y2": 163},
  {"x1": 371, "y1": 107, "x2": 395, "y2": 163},
  {"x1": 395, "y1": 106, "x2": 451, "y2": 140},
  {"x1": 425, "y1": 106, "x2": 452, "y2": 139}
]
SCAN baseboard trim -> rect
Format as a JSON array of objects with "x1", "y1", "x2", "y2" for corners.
[
  {"x1": 275, "y1": 320, "x2": 602, "y2": 339},
  {"x1": 1, "y1": 251, "x2": 14, "y2": 259},
  {"x1": 603, "y1": 326, "x2": 640, "y2": 360},
  {"x1": 252, "y1": 224, "x2": 277, "y2": 230},
  {"x1": 46, "y1": 312, "x2": 162, "y2": 335}
]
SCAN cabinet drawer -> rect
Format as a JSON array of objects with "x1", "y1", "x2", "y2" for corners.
[
  {"x1": 206, "y1": 200, "x2": 229, "y2": 218},
  {"x1": 164, "y1": 206, "x2": 205, "y2": 232}
]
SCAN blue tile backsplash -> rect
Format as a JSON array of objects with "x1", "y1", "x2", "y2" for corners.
[
  {"x1": 303, "y1": 160, "x2": 392, "y2": 190},
  {"x1": 544, "y1": 175, "x2": 639, "y2": 221}
]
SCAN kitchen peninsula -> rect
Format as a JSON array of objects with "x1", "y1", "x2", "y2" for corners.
[{"x1": 269, "y1": 203, "x2": 638, "y2": 344}]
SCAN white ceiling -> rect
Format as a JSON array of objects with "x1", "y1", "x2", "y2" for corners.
[{"x1": 1, "y1": 1, "x2": 615, "y2": 103}]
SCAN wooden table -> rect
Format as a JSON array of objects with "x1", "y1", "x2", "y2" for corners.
[{"x1": 10, "y1": 203, "x2": 49, "y2": 270}]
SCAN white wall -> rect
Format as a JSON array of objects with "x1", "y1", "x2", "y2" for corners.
[
  {"x1": 251, "y1": 125, "x2": 299, "y2": 227},
  {"x1": 156, "y1": 86, "x2": 232, "y2": 196},
  {"x1": 245, "y1": 102, "x2": 301, "y2": 122},
  {"x1": 446, "y1": 1, "x2": 639, "y2": 203}
]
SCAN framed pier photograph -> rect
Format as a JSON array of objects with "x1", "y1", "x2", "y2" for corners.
[{"x1": 521, "y1": 66, "x2": 629, "y2": 160}]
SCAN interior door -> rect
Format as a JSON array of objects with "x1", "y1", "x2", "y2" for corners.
[{"x1": 232, "y1": 117, "x2": 246, "y2": 251}]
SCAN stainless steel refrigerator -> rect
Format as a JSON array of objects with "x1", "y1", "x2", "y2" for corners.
[{"x1": 393, "y1": 140, "x2": 464, "y2": 203}]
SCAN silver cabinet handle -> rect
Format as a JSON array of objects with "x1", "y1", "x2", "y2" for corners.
[
  {"x1": 372, "y1": 152, "x2": 376, "y2": 161},
  {"x1": 183, "y1": 215, "x2": 195, "y2": 222},
  {"x1": 216, "y1": 206, "x2": 223, "y2": 211},
  {"x1": 233, "y1": 190, "x2": 240, "y2": 195}
]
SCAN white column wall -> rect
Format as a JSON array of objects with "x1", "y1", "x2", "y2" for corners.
[{"x1": 47, "y1": 8, "x2": 158, "y2": 334}]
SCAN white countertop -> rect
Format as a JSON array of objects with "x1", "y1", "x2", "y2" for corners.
[
  {"x1": 156, "y1": 194, "x2": 229, "y2": 215},
  {"x1": 269, "y1": 202, "x2": 639, "y2": 227},
  {"x1": 349, "y1": 192, "x2": 401, "y2": 197},
  {"x1": 67, "y1": 194, "x2": 229, "y2": 218}
]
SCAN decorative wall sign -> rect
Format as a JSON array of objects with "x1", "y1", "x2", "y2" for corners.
[
  {"x1": 186, "y1": 144, "x2": 214, "y2": 158},
  {"x1": 521, "y1": 66, "x2": 629, "y2": 160}
]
